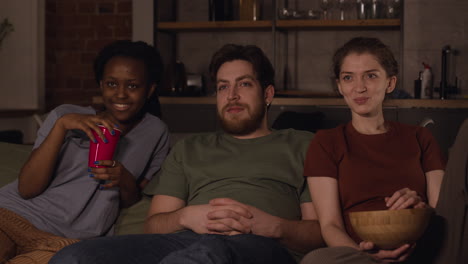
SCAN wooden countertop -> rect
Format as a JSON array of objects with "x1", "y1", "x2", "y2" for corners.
[
  {"x1": 90, "y1": 96, "x2": 468, "y2": 109},
  {"x1": 157, "y1": 97, "x2": 468, "y2": 109},
  {"x1": 3, "y1": 97, "x2": 466, "y2": 118}
]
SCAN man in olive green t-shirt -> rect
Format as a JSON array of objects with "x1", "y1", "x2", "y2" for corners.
[{"x1": 50, "y1": 44, "x2": 324, "y2": 264}]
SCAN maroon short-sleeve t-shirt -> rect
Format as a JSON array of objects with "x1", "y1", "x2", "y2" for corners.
[{"x1": 304, "y1": 121, "x2": 446, "y2": 242}]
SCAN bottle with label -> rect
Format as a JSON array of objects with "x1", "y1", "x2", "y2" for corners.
[{"x1": 421, "y1": 62, "x2": 433, "y2": 99}]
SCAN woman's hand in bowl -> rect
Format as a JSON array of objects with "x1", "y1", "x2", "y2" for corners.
[{"x1": 385, "y1": 188, "x2": 427, "y2": 210}]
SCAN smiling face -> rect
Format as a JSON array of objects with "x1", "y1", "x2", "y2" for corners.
[
  {"x1": 100, "y1": 56, "x2": 154, "y2": 125},
  {"x1": 337, "y1": 52, "x2": 397, "y2": 118},
  {"x1": 216, "y1": 60, "x2": 274, "y2": 138}
]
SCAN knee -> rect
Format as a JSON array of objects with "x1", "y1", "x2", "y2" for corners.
[
  {"x1": 198, "y1": 235, "x2": 230, "y2": 253},
  {"x1": 301, "y1": 247, "x2": 333, "y2": 264},
  {"x1": 300, "y1": 247, "x2": 364, "y2": 264},
  {"x1": 160, "y1": 235, "x2": 231, "y2": 264}
]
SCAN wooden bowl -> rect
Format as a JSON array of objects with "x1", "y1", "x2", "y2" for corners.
[{"x1": 349, "y1": 208, "x2": 433, "y2": 249}]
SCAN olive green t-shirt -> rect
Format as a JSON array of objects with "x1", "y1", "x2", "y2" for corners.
[{"x1": 144, "y1": 129, "x2": 314, "y2": 221}]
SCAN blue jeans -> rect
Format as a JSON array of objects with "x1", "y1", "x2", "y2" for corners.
[{"x1": 49, "y1": 231, "x2": 297, "y2": 264}]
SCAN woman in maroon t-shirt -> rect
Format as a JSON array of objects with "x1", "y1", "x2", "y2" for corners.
[{"x1": 302, "y1": 37, "x2": 445, "y2": 263}]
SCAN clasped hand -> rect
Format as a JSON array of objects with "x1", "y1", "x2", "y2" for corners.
[
  {"x1": 181, "y1": 201, "x2": 252, "y2": 235},
  {"x1": 182, "y1": 198, "x2": 279, "y2": 237}
]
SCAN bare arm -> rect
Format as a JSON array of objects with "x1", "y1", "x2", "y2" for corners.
[
  {"x1": 119, "y1": 177, "x2": 151, "y2": 208},
  {"x1": 208, "y1": 198, "x2": 325, "y2": 254},
  {"x1": 144, "y1": 195, "x2": 252, "y2": 235},
  {"x1": 309, "y1": 177, "x2": 415, "y2": 262},
  {"x1": 18, "y1": 112, "x2": 124, "y2": 200},
  {"x1": 144, "y1": 195, "x2": 186, "y2": 234},
  {"x1": 425, "y1": 169, "x2": 444, "y2": 208},
  {"x1": 272, "y1": 202, "x2": 325, "y2": 253},
  {"x1": 307, "y1": 177, "x2": 358, "y2": 248},
  {"x1": 385, "y1": 169, "x2": 444, "y2": 211},
  {"x1": 18, "y1": 118, "x2": 68, "y2": 199},
  {"x1": 115, "y1": 129, "x2": 169, "y2": 208}
]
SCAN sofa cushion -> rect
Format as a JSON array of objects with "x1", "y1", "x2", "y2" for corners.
[
  {"x1": 114, "y1": 195, "x2": 152, "y2": 235},
  {"x1": 0, "y1": 142, "x2": 32, "y2": 187}
]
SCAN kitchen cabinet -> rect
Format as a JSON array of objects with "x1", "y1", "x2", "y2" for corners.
[{"x1": 154, "y1": 0, "x2": 402, "y2": 94}]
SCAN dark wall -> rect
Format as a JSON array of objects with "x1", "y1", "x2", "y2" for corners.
[
  {"x1": 45, "y1": 0, "x2": 132, "y2": 111},
  {"x1": 161, "y1": 104, "x2": 467, "y2": 158}
]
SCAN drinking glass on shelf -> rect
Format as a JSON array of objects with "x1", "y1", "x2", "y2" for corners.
[
  {"x1": 369, "y1": 0, "x2": 383, "y2": 19},
  {"x1": 356, "y1": 0, "x2": 369, "y2": 19},
  {"x1": 278, "y1": 7, "x2": 293, "y2": 19},
  {"x1": 337, "y1": 0, "x2": 353, "y2": 20},
  {"x1": 319, "y1": 0, "x2": 335, "y2": 20},
  {"x1": 385, "y1": 0, "x2": 401, "y2": 19}
]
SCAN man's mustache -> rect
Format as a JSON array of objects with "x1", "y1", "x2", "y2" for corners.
[{"x1": 222, "y1": 103, "x2": 249, "y2": 112}]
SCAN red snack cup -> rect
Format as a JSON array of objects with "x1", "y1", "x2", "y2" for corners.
[{"x1": 88, "y1": 125, "x2": 121, "y2": 168}]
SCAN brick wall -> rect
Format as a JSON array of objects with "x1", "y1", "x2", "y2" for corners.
[{"x1": 45, "y1": 0, "x2": 132, "y2": 111}]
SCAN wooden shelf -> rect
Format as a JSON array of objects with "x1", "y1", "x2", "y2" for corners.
[
  {"x1": 275, "y1": 90, "x2": 340, "y2": 98},
  {"x1": 276, "y1": 19, "x2": 400, "y2": 29},
  {"x1": 92, "y1": 96, "x2": 468, "y2": 109},
  {"x1": 160, "y1": 96, "x2": 216, "y2": 104},
  {"x1": 157, "y1": 19, "x2": 400, "y2": 32},
  {"x1": 273, "y1": 98, "x2": 468, "y2": 109},
  {"x1": 160, "y1": 97, "x2": 468, "y2": 109},
  {"x1": 156, "y1": 19, "x2": 400, "y2": 32},
  {"x1": 157, "y1": 20, "x2": 273, "y2": 32}
]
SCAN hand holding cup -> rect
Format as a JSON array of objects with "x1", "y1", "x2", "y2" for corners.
[
  {"x1": 88, "y1": 125, "x2": 121, "y2": 168},
  {"x1": 88, "y1": 125, "x2": 123, "y2": 189}
]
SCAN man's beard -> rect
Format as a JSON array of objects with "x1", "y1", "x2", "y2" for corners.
[{"x1": 218, "y1": 102, "x2": 266, "y2": 136}]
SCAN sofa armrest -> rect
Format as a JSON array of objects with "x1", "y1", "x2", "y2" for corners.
[{"x1": 0, "y1": 142, "x2": 32, "y2": 188}]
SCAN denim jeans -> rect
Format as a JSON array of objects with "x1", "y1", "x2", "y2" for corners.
[{"x1": 49, "y1": 231, "x2": 297, "y2": 264}]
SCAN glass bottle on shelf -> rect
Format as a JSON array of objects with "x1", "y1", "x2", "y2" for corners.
[
  {"x1": 356, "y1": 0, "x2": 368, "y2": 19},
  {"x1": 239, "y1": 0, "x2": 261, "y2": 21},
  {"x1": 369, "y1": 0, "x2": 383, "y2": 19},
  {"x1": 319, "y1": 0, "x2": 335, "y2": 20},
  {"x1": 337, "y1": 0, "x2": 353, "y2": 20},
  {"x1": 385, "y1": 0, "x2": 401, "y2": 19}
]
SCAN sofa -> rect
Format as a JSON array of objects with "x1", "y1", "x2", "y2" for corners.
[{"x1": 0, "y1": 141, "x2": 152, "y2": 236}]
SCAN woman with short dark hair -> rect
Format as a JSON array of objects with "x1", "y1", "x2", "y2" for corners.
[{"x1": 0, "y1": 40, "x2": 169, "y2": 263}]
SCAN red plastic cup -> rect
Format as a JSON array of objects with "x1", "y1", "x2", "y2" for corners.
[{"x1": 88, "y1": 125, "x2": 121, "y2": 168}]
